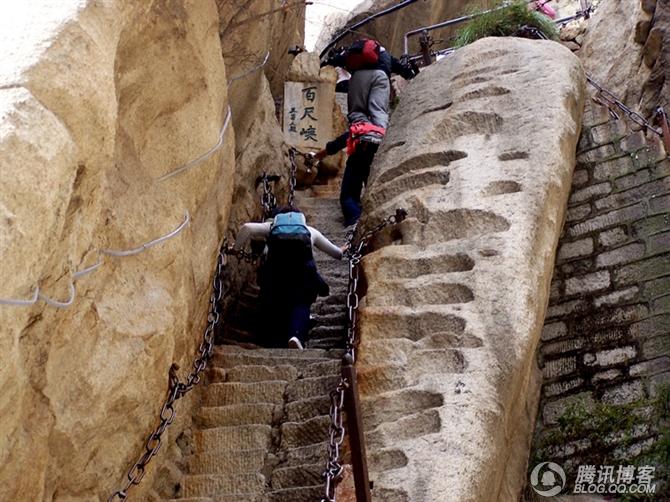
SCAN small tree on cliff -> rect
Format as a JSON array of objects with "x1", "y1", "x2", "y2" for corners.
[{"x1": 454, "y1": 0, "x2": 559, "y2": 47}]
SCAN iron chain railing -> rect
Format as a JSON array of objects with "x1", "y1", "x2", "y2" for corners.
[
  {"x1": 109, "y1": 241, "x2": 229, "y2": 501},
  {"x1": 321, "y1": 208, "x2": 407, "y2": 502},
  {"x1": 258, "y1": 173, "x2": 279, "y2": 220},
  {"x1": 587, "y1": 75, "x2": 664, "y2": 136}
]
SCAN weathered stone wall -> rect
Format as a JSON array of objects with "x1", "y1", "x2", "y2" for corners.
[
  {"x1": 529, "y1": 98, "x2": 670, "y2": 491},
  {"x1": 527, "y1": 0, "x2": 670, "y2": 495},
  {"x1": 217, "y1": 0, "x2": 306, "y2": 99},
  {"x1": 356, "y1": 37, "x2": 584, "y2": 501},
  {"x1": 0, "y1": 1, "x2": 303, "y2": 500}
]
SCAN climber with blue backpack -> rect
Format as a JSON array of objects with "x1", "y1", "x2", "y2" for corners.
[{"x1": 234, "y1": 206, "x2": 347, "y2": 349}]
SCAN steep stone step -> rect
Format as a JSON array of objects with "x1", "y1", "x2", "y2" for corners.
[
  {"x1": 181, "y1": 473, "x2": 265, "y2": 497},
  {"x1": 188, "y1": 448, "x2": 266, "y2": 475},
  {"x1": 194, "y1": 424, "x2": 272, "y2": 452},
  {"x1": 283, "y1": 442, "x2": 328, "y2": 467},
  {"x1": 309, "y1": 325, "x2": 345, "y2": 340},
  {"x1": 299, "y1": 359, "x2": 342, "y2": 378},
  {"x1": 312, "y1": 302, "x2": 347, "y2": 316},
  {"x1": 217, "y1": 346, "x2": 331, "y2": 358},
  {"x1": 267, "y1": 484, "x2": 325, "y2": 502},
  {"x1": 211, "y1": 353, "x2": 334, "y2": 370},
  {"x1": 221, "y1": 327, "x2": 255, "y2": 343},
  {"x1": 202, "y1": 381, "x2": 287, "y2": 407},
  {"x1": 311, "y1": 311, "x2": 347, "y2": 324},
  {"x1": 306, "y1": 337, "x2": 343, "y2": 349},
  {"x1": 195, "y1": 403, "x2": 277, "y2": 428},
  {"x1": 225, "y1": 364, "x2": 298, "y2": 383},
  {"x1": 286, "y1": 375, "x2": 340, "y2": 401},
  {"x1": 285, "y1": 395, "x2": 331, "y2": 422},
  {"x1": 280, "y1": 415, "x2": 331, "y2": 449},
  {"x1": 270, "y1": 462, "x2": 323, "y2": 490}
]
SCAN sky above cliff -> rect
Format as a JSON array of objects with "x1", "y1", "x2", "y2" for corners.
[{"x1": 305, "y1": 0, "x2": 365, "y2": 50}]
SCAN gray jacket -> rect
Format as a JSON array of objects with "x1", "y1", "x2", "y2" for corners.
[
  {"x1": 347, "y1": 69, "x2": 390, "y2": 130},
  {"x1": 325, "y1": 68, "x2": 391, "y2": 154}
]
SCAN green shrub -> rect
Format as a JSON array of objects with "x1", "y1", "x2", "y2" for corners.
[{"x1": 454, "y1": 1, "x2": 559, "y2": 48}]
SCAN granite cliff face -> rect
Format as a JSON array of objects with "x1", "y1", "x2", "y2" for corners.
[
  {"x1": 581, "y1": 0, "x2": 670, "y2": 115},
  {"x1": 356, "y1": 37, "x2": 584, "y2": 501},
  {"x1": 0, "y1": 1, "x2": 303, "y2": 499}
]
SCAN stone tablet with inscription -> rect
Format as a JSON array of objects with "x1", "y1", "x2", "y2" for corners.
[{"x1": 283, "y1": 81, "x2": 334, "y2": 149}]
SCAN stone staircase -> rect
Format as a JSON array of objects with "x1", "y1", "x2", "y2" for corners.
[{"x1": 165, "y1": 190, "x2": 351, "y2": 501}]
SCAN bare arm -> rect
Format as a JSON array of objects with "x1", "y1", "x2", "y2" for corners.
[
  {"x1": 310, "y1": 227, "x2": 343, "y2": 259},
  {"x1": 234, "y1": 222, "x2": 271, "y2": 250}
]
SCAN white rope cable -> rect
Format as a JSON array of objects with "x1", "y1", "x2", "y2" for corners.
[
  {"x1": 4, "y1": 69, "x2": 233, "y2": 307},
  {"x1": 1, "y1": 211, "x2": 190, "y2": 307},
  {"x1": 39, "y1": 282, "x2": 76, "y2": 308},
  {"x1": 157, "y1": 107, "x2": 232, "y2": 182},
  {"x1": 0, "y1": 287, "x2": 39, "y2": 306},
  {"x1": 228, "y1": 51, "x2": 270, "y2": 84},
  {"x1": 101, "y1": 211, "x2": 190, "y2": 257},
  {"x1": 73, "y1": 258, "x2": 104, "y2": 279}
]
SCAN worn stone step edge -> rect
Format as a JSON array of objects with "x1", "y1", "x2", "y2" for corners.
[
  {"x1": 187, "y1": 447, "x2": 267, "y2": 475},
  {"x1": 270, "y1": 462, "x2": 324, "y2": 490},
  {"x1": 181, "y1": 473, "x2": 266, "y2": 497}
]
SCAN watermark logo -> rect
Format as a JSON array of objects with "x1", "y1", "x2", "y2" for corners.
[
  {"x1": 530, "y1": 462, "x2": 657, "y2": 497},
  {"x1": 530, "y1": 462, "x2": 566, "y2": 497},
  {"x1": 574, "y1": 464, "x2": 656, "y2": 495}
]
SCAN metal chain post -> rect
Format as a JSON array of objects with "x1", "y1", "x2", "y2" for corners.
[
  {"x1": 321, "y1": 209, "x2": 407, "y2": 502},
  {"x1": 109, "y1": 242, "x2": 229, "y2": 501}
]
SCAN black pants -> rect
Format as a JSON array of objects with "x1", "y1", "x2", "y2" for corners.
[
  {"x1": 258, "y1": 259, "x2": 323, "y2": 347},
  {"x1": 340, "y1": 142, "x2": 379, "y2": 226}
]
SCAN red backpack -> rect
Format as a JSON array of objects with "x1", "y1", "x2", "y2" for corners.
[{"x1": 345, "y1": 39, "x2": 381, "y2": 72}]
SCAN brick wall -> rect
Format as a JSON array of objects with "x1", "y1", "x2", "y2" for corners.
[{"x1": 530, "y1": 99, "x2": 670, "y2": 479}]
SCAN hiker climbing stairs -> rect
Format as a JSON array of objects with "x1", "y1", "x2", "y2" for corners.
[{"x1": 165, "y1": 190, "x2": 352, "y2": 501}]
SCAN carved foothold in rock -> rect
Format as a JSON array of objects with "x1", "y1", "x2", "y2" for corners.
[
  {"x1": 641, "y1": 0, "x2": 657, "y2": 15},
  {"x1": 635, "y1": 20, "x2": 652, "y2": 44},
  {"x1": 643, "y1": 26, "x2": 663, "y2": 68}
]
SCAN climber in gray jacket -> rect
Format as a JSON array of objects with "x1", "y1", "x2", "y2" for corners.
[{"x1": 315, "y1": 39, "x2": 391, "y2": 227}]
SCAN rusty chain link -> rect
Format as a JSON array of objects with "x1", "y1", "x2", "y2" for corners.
[
  {"x1": 109, "y1": 242, "x2": 229, "y2": 501},
  {"x1": 224, "y1": 245, "x2": 261, "y2": 263},
  {"x1": 257, "y1": 173, "x2": 279, "y2": 220},
  {"x1": 323, "y1": 378, "x2": 349, "y2": 502},
  {"x1": 587, "y1": 75, "x2": 664, "y2": 137},
  {"x1": 321, "y1": 208, "x2": 407, "y2": 502}
]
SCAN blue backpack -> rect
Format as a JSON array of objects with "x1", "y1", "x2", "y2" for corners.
[{"x1": 268, "y1": 212, "x2": 313, "y2": 264}]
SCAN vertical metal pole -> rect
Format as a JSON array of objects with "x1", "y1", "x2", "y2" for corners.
[
  {"x1": 419, "y1": 30, "x2": 432, "y2": 67},
  {"x1": 342, "y1": 356, "x2": 372, "y2": 502}
]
